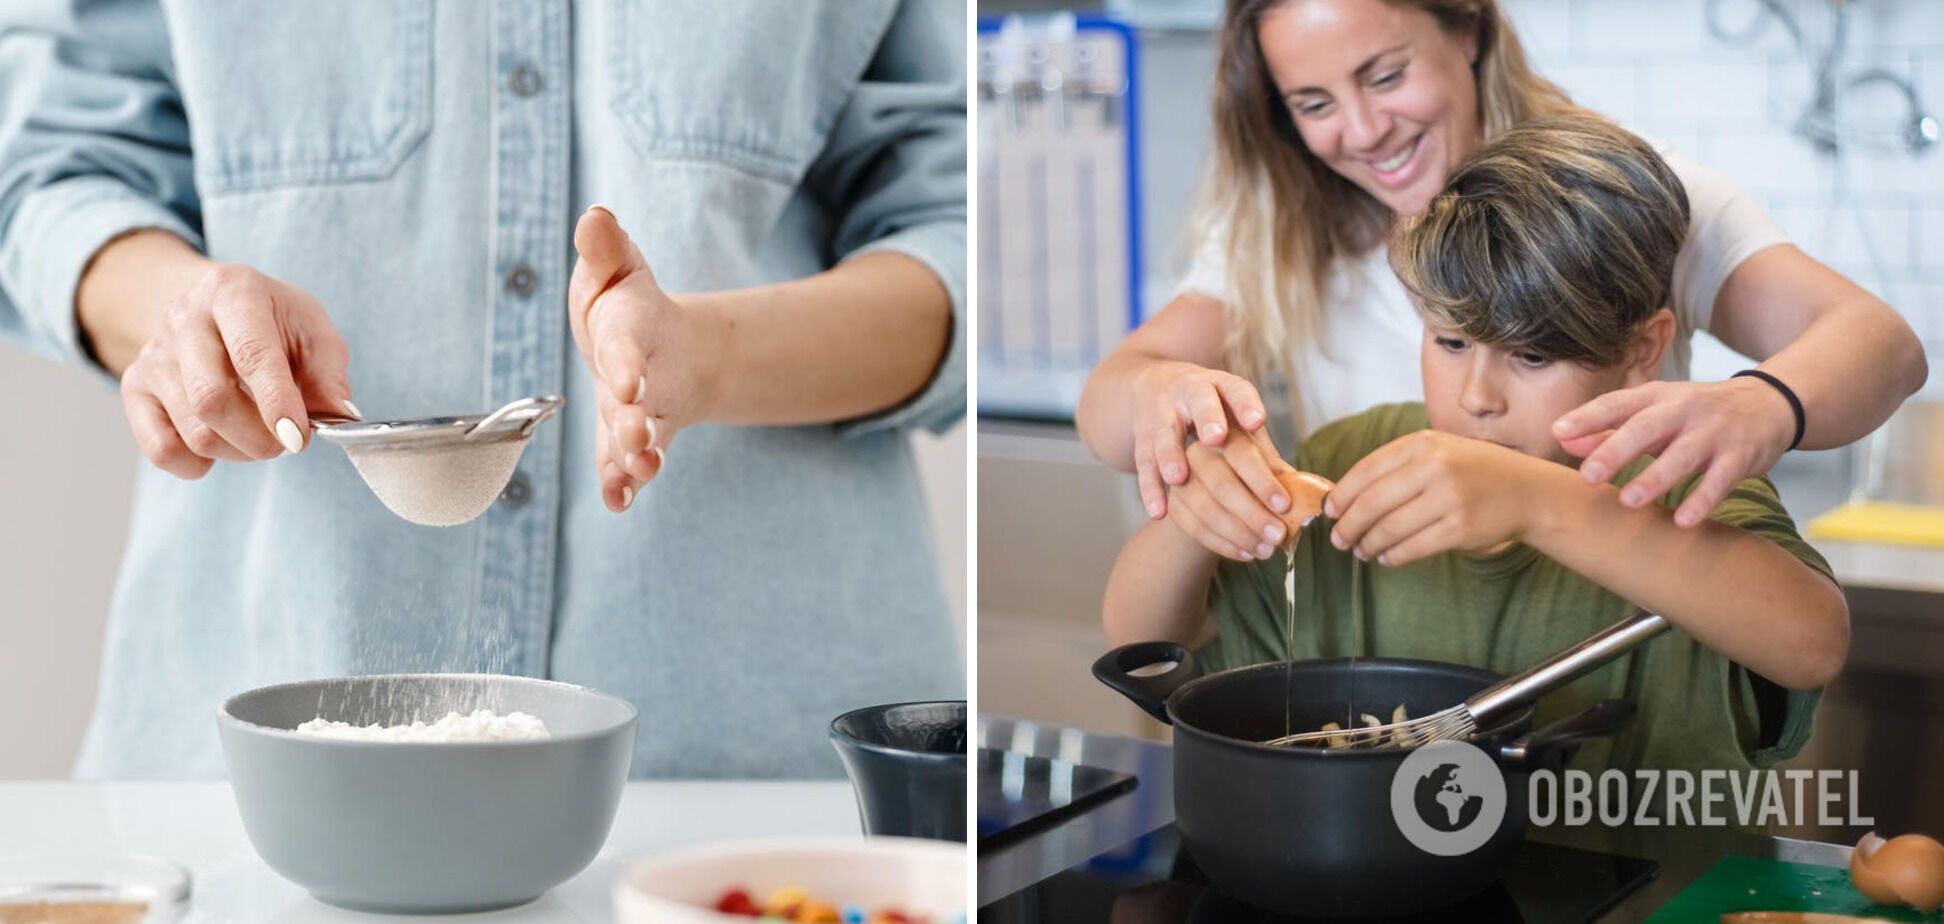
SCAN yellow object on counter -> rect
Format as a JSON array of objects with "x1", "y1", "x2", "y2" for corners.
[{"x1": 1804, "y1": 501, "x2": 1944, "y2": 548}]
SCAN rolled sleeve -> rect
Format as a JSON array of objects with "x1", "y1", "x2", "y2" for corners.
[
  {"x1": 0, "y1": 0, "x2": 202, "y2": 371},
  {"x1": 841, "y1": 220, "x2": 966, "y2": 436},
  {"x1": 0, "y1": 175, "x2": 202, "y2": 369},
  {"x1": 807, "y1": 0, "x2": 966, "y2": 438}
]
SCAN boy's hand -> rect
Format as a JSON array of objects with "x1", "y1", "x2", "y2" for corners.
[
  {"x1": 1324, "y1": 430, "x2": 1571, "y2": 567},
  {"x1": 568, "y1": 206, "x2": 732, "y2": 512},
  {"x1": 1165, "y1": 417, "x2": 1295, "y2": 562}
]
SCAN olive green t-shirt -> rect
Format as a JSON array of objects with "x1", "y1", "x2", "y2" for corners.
[{"x1": 1200, "y1": 402, "x2": 1831, "y2": 777}]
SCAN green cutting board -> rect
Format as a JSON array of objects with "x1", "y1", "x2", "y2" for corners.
[{"x1": 1646, "y1": 855, "x2": 1942, "y2": 922}]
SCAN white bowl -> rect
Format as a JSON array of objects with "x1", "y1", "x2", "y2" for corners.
[{"x1": 613, "y1": 837, "x2": 966, "y2": 923}]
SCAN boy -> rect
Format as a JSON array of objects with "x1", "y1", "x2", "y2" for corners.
[{"x1": 1104, "y1": 115, "x2": 1848, "y2": 776}]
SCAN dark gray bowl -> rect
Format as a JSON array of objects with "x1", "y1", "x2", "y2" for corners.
[
  {"x1": 830, "y1": 701, "x2": 967, "y2": 842},
  {"x1": 217, "y1": 674, "x2": 637, "y2": 914}
]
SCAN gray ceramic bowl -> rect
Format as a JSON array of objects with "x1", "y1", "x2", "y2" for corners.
[{"x1": 217, "y1": 673, "x2": 637, "y2": 914}]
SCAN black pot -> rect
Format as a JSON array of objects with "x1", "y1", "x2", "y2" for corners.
[
  {"x1": 829, "y1": 700, "x2": 968, "y2": 842},
  {"x1": 1094, "y1": 642, "x2": 1633, "y2": 918}
]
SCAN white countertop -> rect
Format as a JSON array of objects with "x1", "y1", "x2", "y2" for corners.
[{"x1": 0, "y1": 781, "x2": 859, "y2": 923}]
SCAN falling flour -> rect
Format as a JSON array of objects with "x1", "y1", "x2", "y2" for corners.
[
  {"x1": 344, "y1": 440, "x2": 527, "y2": 527},
  {"x1": 295, "y1": 709, "x2": 549, "y2": 742}
]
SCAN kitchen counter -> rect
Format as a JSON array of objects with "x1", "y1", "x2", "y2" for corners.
[
  {"x1": 0, "y1": 780, "x2": 859, "y2": 922},
  {"x1": 976, "y1": 716, "x2": 1854, "y2": 922}
]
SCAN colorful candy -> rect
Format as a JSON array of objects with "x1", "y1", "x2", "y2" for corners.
[{"x1": 709, "y1": 886, "x2": 956, "y2": 923}]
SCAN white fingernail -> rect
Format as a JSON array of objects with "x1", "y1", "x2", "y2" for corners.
[
  {"x1": 642, "y1": 416, "x2": 658, "y2": 448},
  {"x1": 620, "y1": 485, "x2": 633, "y2": 508},
  {"x1": 275, "y1": 417, "x2": 302, "y2": 454},
  {"x1": 343, "y1": 400, "x2": 363, "y2": 420},
  {"x1": 632, "y1": 375, "x2": 647, "y2": 404}
]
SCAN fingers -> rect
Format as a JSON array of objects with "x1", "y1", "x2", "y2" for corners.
[
  {"x1": 1134, "y1": 426, "x2": 1167, "y2": 519},
  {"x1": 1553, "y1": 383, "x2": 1658, "y2": 442},
  {"x1": 121, "y1": 369, "x2": 212, "y2": 479},
  {"x1": 1557, "y1": 428, "x2": 1614, "y2": 460},
  {"x1": 1345, "y1": 492, "x2": 1445, "y2": 565},
  {"x1": 1213, "y1": 374, "x2": 1267, "y2": 431},
  {"x1": 1178, "y1": 449, "x2": 1285, "y2": 558},
  {"x1": 1575, "y1": 402, "x2": 1680, "y2": 485},
  {"x1": 288, "y1": 301, "x2": 357, "y2": 417},
  {"x1": 590, "y1": 294, "x2": 650, "y2": 406},
  {"x1": 168, "y1": 307, "x2": 283, "y2": 460},
  {"x1": 1167, "y1": 496, "x2": 1256, "y2": 562},
  {"x1": 1152, "y1": 422, "x2": 1189, "y2": 486},
  {"x1": 1612, "y1": 431, "x2": 1709, "y2": 508},
  {"x1": 1672, "y1": 454, "x2": 1744, "y2": 529},
  {"x1": 1226, "y1": 432, "x2": 1290, "y2": 516},
  {"x1": 1369, "y1": 517, "x2": 1462, "y2": 569},
  {"x1": 1328, "y1": 459, "x2": 1430, "y2": 557},
  {"x1": 1323, "y1": 436, "x2": 1417, "y2": 519},
  {"x1": 1180, "y1": 382, "x2": 1230, "y2": 445},
  {"x1": 568, "y1": 206, "x2": 654, "y2": 361},
  {"x1": 144, "y1": 353, "x2": 251, "y2": 465},
  {"x1": 210, "y1": 276, "x2": 309, "y2": 449}
]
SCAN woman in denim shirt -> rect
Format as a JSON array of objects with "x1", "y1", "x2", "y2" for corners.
[{"x1": 0, "y1": 0, "x2": 965, "y2": 779}]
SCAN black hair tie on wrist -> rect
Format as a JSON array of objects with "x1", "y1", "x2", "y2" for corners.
[{"x1": 1732, "y1": 369, "x2": 1806, "y2": 452}]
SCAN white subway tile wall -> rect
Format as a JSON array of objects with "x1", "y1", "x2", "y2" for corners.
[{"x1": 1503, "y1": 0, "x2": 1944, "y2": 393}]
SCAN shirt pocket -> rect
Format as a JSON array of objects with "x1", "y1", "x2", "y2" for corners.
[
  {"x1": 163, "y1": 0, "x2": 433, "y2": 196},
  {"x1": 603, "y1": 0, "x2": 893, "y2": 186}
]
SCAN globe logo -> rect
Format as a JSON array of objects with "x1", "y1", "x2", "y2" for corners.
[
  {"x1": 1413, "y1": 762, "x2": 1485, "y2": 832},
  {"x1": 1390, "y1": 740, "x2": 1507, "y2": 856}
]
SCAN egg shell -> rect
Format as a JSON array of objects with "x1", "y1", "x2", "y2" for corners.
[
  {"x1": 1871, "y1": 834, "x2": 1944, "y2": 912},
  {"x1": 1276, "y1": 470, "x2": 1335, "y2": 536},
  {"x1": 1852, "y1": 831, "x2": 1944, "y2": 912}
]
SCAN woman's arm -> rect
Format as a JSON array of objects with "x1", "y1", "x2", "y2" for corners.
[
  {"x1": 1709, "y1": 244, "x2": 1927, "y2": 449},
  {"x1": 1556, "y1": 245, "x2": 1926, "y2": 527},
  {"x1": 1103, "y1": 518, "x2": 1224, "y2": 649},
  {"x1": 688, "y1": 249, "x2": 953, "y2": 426},
  {"x1": 1524, "y1": 462, "x2": 1850, "y2": 691}
]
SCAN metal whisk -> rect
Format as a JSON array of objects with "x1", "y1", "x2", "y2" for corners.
[{"x1": 1263, "y1": 611, "x2": 1669, "y2": 749}]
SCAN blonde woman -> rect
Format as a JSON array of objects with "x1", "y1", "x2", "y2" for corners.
[{"x1": 1076, "y1": 0, "x2": 1925, "y2": 563}]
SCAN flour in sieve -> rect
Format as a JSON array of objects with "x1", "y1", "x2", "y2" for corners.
[
  {"x1": 294, "y1": 709, "x2": 549, "y2": 742},
  {"x1": 345, "y1": 439, "x2": 527, "y2": 527}
]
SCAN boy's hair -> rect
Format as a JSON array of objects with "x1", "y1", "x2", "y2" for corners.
[{"x1": 1390, "y1": 114, "x2": 1690, "y2": 367}]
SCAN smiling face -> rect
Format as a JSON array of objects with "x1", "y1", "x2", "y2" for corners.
[
  {"x1": 1419, "y1": 315, "x2": 1671, "y2": 465},
  {"x1": 1258, "y1": 0, "x2": 1483, "y2": 216}
]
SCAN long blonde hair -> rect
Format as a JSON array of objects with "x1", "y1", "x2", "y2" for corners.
[{"x1": 1199, "y1": 0, "x2": 1579, "y2": 433}]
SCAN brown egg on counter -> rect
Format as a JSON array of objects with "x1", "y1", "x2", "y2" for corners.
[
  {"x1": 1850, "y1": 830, "x2": 1944, "y2": 912},
  {"x1": 1275, "y1": 470, "x2": 1336, "y2": 540}
]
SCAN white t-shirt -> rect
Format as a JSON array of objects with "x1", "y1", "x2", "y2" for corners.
[{"x1": 1174, "y1": 146, "x2": 1790, "y2": 438}]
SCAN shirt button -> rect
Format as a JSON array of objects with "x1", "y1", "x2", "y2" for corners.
[
  {"x1": 500, "y1": 472, "x2": 532, "y2": 506},
  {"x1": 508, "y1": 63, "x2": 543, "y2": 97},
  {"x1": 505, "y1": 264, "x2": 537, "y2": 297}
]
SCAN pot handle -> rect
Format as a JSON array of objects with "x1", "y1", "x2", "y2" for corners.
[
  {"x1": 1091, "y1": 642, "x2": 1201, "y2": 725},
  {"x1": 1499, "y1": 699, "x2": 1635, "y2": 772}
]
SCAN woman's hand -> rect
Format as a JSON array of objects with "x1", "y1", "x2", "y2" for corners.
[
  {"x1": 1164, "y1": 417, "x2": 1297, "y2": 562},
  {"x1": 1550, "y1": 377, "x2": 1794, "y2": 528},
  {"x1": 116, "y1": 263, "x2": 355, "y2": 479},
  {"x1": 1131, "y1": 360, "x2": 1278, "y2": 520},
  {"x1": 1324, "y1": 430, "x2": 1567, "y2": 567},
  {"x1": 567, "y1": 206, "x2": 731, "y2": 513}
]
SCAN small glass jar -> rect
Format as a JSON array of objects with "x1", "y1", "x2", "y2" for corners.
[{"x1": 0, "y1": 854, "x2": 191, "y2": 923}]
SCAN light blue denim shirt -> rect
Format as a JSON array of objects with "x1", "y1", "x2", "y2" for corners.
[{"x1": 0, "y1": 0, "x2": 965, "y2": 779}]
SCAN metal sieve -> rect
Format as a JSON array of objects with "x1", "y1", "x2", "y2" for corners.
[{"x1": 311, "y1": 395, "x2": 563, "y2": 527}]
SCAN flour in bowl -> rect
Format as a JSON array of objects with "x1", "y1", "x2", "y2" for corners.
[{"x1": 294, "y1": 709, "x2": 550, "y2": 742}]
